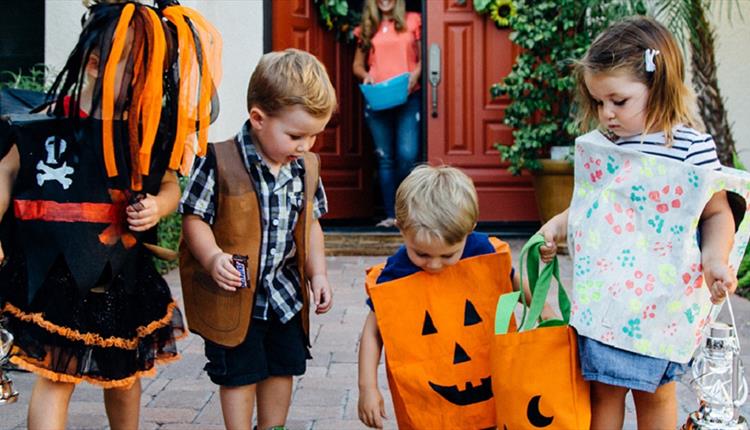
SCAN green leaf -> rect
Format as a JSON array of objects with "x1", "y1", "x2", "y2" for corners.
[
  {"x1": 333, "y1": 0, "x2": 348, "y2": 16},
  {"x1": 473, "y1": 0, "x2": 493, "y2": 14}
]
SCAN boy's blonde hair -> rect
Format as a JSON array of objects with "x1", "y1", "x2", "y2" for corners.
[
  {"x1": 575, "y1": 16, "x2": 700, "y2": 143},
  {"x1": 395, "y1": 165, "x2": 479, "y2": 246},
  {"x1": 246, "y1": 48, "x2": 337, "y2": 118}
]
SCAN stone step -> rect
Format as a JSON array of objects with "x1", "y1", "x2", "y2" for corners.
[
  {"x1": 321, "y1": 223, "x2": 552, "y2": 256},
  {"x1": 324, "y1": 232, "x2": 402, "y2": 256}
]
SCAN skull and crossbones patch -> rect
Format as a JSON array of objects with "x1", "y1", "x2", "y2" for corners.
[{"x1": 36, "y1": 136, "x2": 74, "y2": 189}]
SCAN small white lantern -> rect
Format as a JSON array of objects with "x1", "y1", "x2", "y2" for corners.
[
  {"x1": 0, "y1": 326, "x2": 18, "y2": 405},
  {"x1": 684, "y1": 301, "x2": 748, "y2": 429}
]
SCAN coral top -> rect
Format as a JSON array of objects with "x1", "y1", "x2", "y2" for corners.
[{"x1": 354, "y1": 12, "x2": 421, "y2": 90}]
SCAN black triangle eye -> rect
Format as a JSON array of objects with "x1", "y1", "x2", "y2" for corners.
[
  {"x1": 421, "y1": 310, "x2": 437, "y2": 335},
  {"x1": 464, "y1": 300, "x2": 482, "y2": 326},
  {"x1": 453, "y1": 342, "x2": 471, "y2": 364}
]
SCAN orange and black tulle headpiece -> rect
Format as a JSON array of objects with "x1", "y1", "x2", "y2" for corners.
[{"x1": 46, "y1": 0, "x2": 222, "y2": 191}]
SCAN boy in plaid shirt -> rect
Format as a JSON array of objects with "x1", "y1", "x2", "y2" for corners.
[{"x1": 179, "y1": 49, "x2": 335, "y2": 429}]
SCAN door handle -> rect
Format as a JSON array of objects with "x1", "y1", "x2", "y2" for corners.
[{"x1": 428, "y1": 43, "x2": 441, "y2": 118}]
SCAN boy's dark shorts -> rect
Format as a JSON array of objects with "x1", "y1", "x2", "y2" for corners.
[{"x1": 203, "y1": 313, "x2": 310, "y2": 386}]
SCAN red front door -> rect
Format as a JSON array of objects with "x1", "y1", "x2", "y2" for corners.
[
  {"x1": 272, "y1": 0, "x2": 538, "y2": 222},
  {"x1": 425, "y1": 0, "x2": 537, "y2": 221},
  {"x1": 272, "y1": 0, "x2": 374, "y2": 219}
]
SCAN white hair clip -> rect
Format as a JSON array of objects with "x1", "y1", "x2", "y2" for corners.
[{"x1": 645, "y1": 49, "x2": 660, "y2": 73}]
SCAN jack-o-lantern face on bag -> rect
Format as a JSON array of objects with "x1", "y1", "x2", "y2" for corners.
[
  {"x1": 423, "y1": 301, "x2": 494, "y2": 405},
  {"x1": 366, "y1": 239, "x2": 514, "y2": 429}
]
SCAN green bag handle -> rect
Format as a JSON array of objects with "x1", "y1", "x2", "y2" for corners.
[
  {"x1": 495, "y1": 234, "x2": 571, "y2": 335},
  {"x1": 520, "y1": 234, "x2": 571, "y2": 331},
  {"x1": 494, "y1": 291, "x2": 521, "y2": 335}
]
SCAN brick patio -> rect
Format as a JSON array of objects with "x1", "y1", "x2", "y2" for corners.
[{"x1": 2, "y1": 238, "x2": 750, "y2": 429}]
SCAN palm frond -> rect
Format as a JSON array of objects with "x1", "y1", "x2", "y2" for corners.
[
  {"x1": 714, "y1": 0, "x2": 745, "y2": 26},
  {"x1": 654, "y1": 0, "x2": 743, "y2": 50},
  {"x1": 654, "y1": 0, "x2": 695, "y2": 50}
]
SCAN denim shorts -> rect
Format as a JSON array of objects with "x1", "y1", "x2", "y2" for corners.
[
  {"x1": 577, "y1": 334, "x2": 688, "y2": 393},
  {"x1": 203, "y1": 313, "x2": 310, "y2": 387}
]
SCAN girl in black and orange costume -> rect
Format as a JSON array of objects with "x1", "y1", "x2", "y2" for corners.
[{"x1": 0, "y1": 1, "x2": 221, "y2": 427}]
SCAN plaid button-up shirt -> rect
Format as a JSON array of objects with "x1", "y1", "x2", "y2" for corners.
[{"x1": 179, "y1": 121, "x2": 327, "y2": 323}]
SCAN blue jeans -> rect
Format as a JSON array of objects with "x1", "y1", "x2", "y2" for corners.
[{"x1": 364, "y1": 91, "x2": 421, "y2": 218}]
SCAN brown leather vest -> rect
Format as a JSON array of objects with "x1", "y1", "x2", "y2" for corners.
[{"x1": 179, "y1": 138, "x2": 319, "y2": 347}]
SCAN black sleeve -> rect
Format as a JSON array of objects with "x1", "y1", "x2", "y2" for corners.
[{"x1": 0, "y1": 117, "x2": 14, "y2": 161}]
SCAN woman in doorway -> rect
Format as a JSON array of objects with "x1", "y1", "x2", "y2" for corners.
[{"x1": 353, "y1": 0, "x2": 422, "y2": 228}]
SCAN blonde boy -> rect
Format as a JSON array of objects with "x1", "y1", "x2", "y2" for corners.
[
  {"x1": 357, "y1": 165, "x2": 551, "y2": 428},
  {"x1": 180, "y1": 49, "x2": 335, "y2": 430}
]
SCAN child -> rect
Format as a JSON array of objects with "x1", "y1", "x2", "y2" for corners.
[
  {"x1": 357, "y1": 165, "x2": 553, "y2": 429},
  {"x1": 0, "y1": 1, "x2": 220, "y2": 428},
  {"x1": 538, "y1": 16, "x2": 737, "y2": 429},
  {"x1": 179, "y1": 49, "x2": 335, "y2": 430}
]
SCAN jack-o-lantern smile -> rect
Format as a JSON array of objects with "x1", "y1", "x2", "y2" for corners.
[
  {"x1": 423, "y1": 300, "x2": 494, "y2": 405},
  {"x1": 429, "y1": 376, "x2": 493, "y2": 405}
]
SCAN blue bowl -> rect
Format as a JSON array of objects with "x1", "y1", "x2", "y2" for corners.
[{"x1": 359, "y1": 73, "x2": 410, "y2": 111}]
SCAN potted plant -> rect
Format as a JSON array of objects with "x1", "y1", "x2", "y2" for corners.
[{"x1": 491, "y1": 0, "x2": 644, "y2": 222}]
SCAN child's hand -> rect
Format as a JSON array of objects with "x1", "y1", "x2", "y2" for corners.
[
  {"x1": 537, "y1": 210, "x2": 568, "y2": 263},
  {"x1": 208, "y1": 252, "x2": 243, "y2": 292},
  {"x1": 704, "y1": 262, "x2": 738, "y2": 305},
  {"x1": 358, "y1": 386, "x2": 386, "y2": 429},
  {"x1": 126, "y1": 194, "x2": 161, "y2": 232},
  {"x1": 310, "y1": 274, "x2": 333, "y2": 314},
  {"x1": 538, "y1": 228, "x2": 558, "y2": 264}
]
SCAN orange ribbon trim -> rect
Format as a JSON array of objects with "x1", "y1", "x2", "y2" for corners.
[
  {"x1": 13, "y1": 191, "x2": 137, "y2": 248},
  {"x1": 10, "y1": 354, "x2": 181, "y2": 389},
  {"x1": 99, "y1": 190, "x2": 136, "y2": 248},
  {"x1": 137, "y1": 6, "x2": 166, "y2": 177},
  {"x1": 14, "y1": 200, "x2": 118, "y2": 223},
  {"x1": 3, "y1": 301, "x2": 184, "y2": 350},
  {"x1": 101, "y1": 3, "x2": 135, "y2": 179}
]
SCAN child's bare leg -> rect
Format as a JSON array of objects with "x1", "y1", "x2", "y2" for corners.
[
  {"x1": 219, "y1": 384, "x2": 256, "y2": 430},
  {"x1": 632, "y1": 382, "x2": 677, "y2": 430},
  {"x1": 28, "y1": 376, "x2": 75, "y2": 430},
  {"x1": 590, "y1": 381, "x2": 628, "y2": 430},
  {"x1": 256, "y1": 375, "x2": 293, "y2": 429},
  {"x1": 103, "y1": 378, "x2": 141, "y2": 430}
]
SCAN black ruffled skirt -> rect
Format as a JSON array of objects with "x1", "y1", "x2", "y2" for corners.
[{"x1": 0, "y1": 249, "x2": 185, "y2": 388}]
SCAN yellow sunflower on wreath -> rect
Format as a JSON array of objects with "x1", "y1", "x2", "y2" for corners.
[{"x1": 489, "y1": 0, "x2": 516, "y2": 28}]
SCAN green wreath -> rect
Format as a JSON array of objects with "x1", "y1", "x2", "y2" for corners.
[{"x1": 314, "y1": 0, "x2": 361, "y2": 43}]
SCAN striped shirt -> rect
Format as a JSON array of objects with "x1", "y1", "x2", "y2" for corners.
[
  {"x1": 614, "y1": 126, "x2": 722, "y2": 170},
  {"x1": 179, "y1": 121, "x2": 327, "y2": 323}
]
